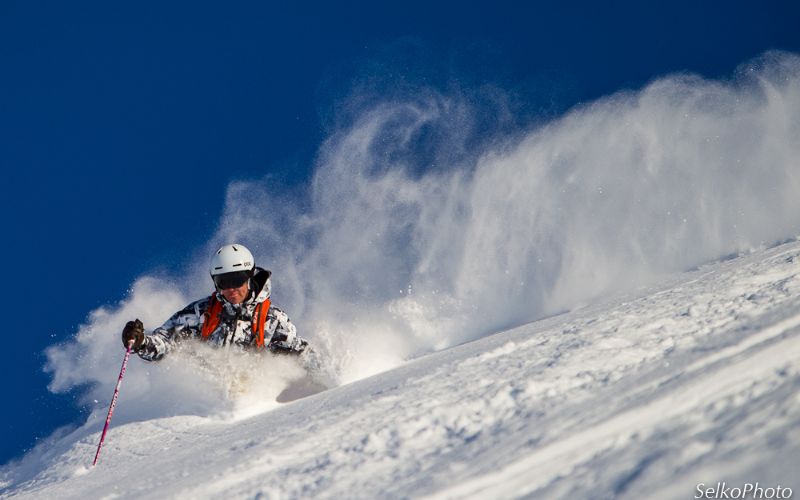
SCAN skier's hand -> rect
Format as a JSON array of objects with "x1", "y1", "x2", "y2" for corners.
[{"x1": 121, "y1": 319, "x2": 145, "y2": 350}]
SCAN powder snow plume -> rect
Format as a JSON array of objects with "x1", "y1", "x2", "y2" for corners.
[{"x1": 45, "y1": 51, "x2": 800, "y2": 422}]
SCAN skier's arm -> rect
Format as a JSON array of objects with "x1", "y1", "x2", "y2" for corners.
[
  {"x1": 265, "y1": 306, "x2": 308, "y2": 354},
  {"x1": 136, "y1": 325, "x2": 176, "y2": 361},
  {"x1": 136, "y1": 299, "x2": 208, "y2": 361}
]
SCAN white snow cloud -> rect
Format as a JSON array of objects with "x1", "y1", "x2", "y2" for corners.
[{"x1": 207, "y1": 51, "x2": 800, "y2": 382}]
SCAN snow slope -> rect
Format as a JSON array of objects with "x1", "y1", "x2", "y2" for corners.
[{"x1": 3, "y1": 240, "x2": 800, "y2": 499}]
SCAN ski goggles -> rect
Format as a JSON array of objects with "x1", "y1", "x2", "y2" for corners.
[{"x1": 213, "y1": 270, "x2": 251, "y2": 290}]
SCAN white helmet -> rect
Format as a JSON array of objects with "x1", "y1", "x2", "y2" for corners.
[{"x1": 210, "y1": 244, "x2": 255, "y2": 276}]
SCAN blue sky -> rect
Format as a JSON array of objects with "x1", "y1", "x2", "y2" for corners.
[{"x1": 1, "y1": 0, "x2": 798, "y2": 464}]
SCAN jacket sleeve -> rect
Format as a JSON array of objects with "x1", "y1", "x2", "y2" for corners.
[
  {"x1": 136, "y1": 298, "x2": 210, "y2": 361},
  {"x1": 265, "y1": 305, "x2": 308, "y2": 354}
]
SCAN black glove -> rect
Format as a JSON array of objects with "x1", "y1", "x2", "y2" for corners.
[{"x1": 122, "y1": 319, "x2": 145, "y2": 350}]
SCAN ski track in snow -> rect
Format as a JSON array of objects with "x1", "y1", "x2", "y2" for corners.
[{"x1": 3, "y1": 241, "x2": 800, "y2": 499}]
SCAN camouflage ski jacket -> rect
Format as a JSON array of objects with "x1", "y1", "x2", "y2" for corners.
[{"x1": 135, "y1": 268, "x2": 307, "y2": 361}]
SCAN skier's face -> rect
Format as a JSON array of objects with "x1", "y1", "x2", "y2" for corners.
[{"x1": 221, "y1": 281, "x2": 249, "y2": 304}]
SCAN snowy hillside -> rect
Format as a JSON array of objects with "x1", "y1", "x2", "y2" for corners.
[{"x1": 3, "y1": 239, "x2": 799, "y2": 499}]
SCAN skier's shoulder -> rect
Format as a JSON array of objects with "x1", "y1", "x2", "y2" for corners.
[{"x1": 267, "y1": 303, "x2": 289, "y2": 319}]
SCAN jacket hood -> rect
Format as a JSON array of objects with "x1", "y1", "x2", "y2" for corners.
[{"x1": 251, "y1": 267, "x2": 272, "y2": 303}]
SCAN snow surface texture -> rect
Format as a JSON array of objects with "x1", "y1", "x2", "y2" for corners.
[{"x1": 4, "y1": 235, "x2": 800, "y2": 499}]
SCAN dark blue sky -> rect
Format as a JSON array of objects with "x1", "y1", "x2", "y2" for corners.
[{"x1": 1, "y1": 0, "x2": 797, "y2": 464}]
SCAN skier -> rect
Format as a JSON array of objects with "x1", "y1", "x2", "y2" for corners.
[{"x1": 121, "y1": 244, "x2": 308, "y2": 361}]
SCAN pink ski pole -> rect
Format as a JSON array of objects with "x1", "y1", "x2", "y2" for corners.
[{"x1": 92, "y1": 340, "x2": 134, "y2": 466}]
